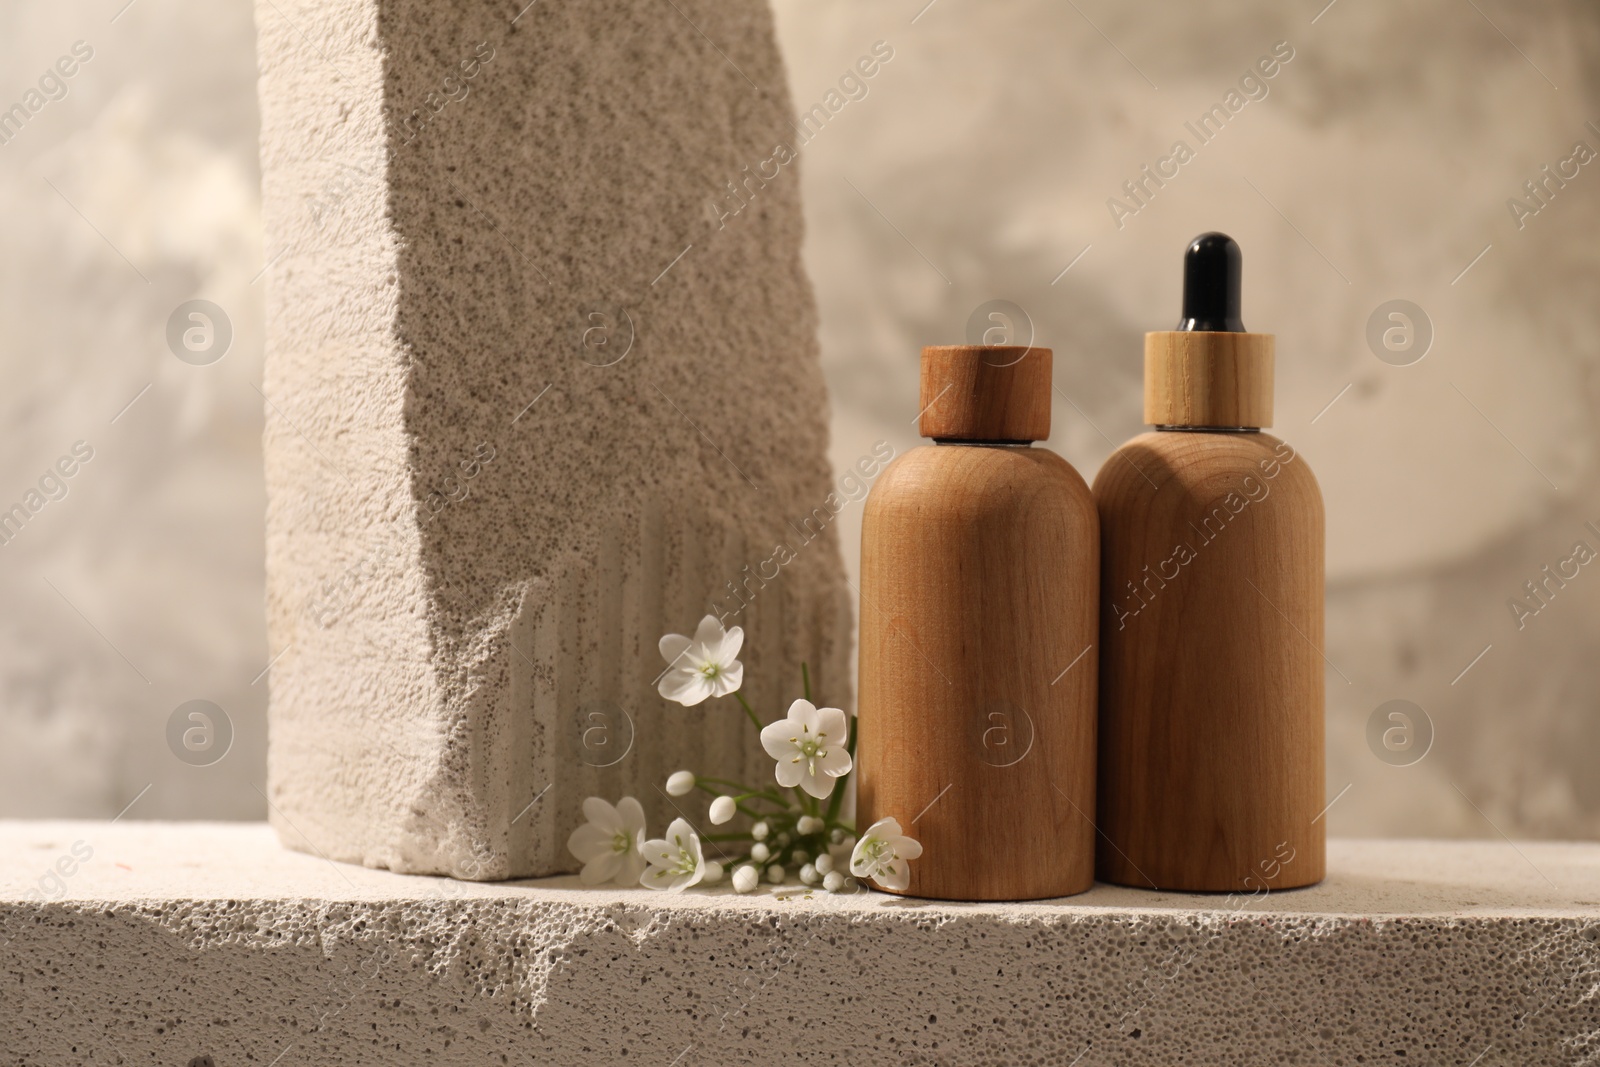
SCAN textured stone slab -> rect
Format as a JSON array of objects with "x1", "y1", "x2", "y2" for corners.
[
  {"x1": 254, "y1": 0, "x2": 849, "y2": 879},
  {"x1": 3, "y1": 822, "x2": 1596, "y2": 1065}
]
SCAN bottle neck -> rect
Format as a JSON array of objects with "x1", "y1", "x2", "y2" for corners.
[
  {"x1": 1155, "y1": 426, "x2": 1260, "y2": 434},
  {"x1": 931, "y1": 439, "x2": 1035, "y2": 447}
]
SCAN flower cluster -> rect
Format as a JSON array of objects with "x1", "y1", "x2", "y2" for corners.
[{"x1": 568, "y1": 615, "x2": 920, "y2": 894}]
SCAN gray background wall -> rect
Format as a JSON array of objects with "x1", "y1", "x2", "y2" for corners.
[{"x1": 0, "y1": 0, "x2": 1594, "y2": 843}]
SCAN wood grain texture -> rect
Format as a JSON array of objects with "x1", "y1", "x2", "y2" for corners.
[
  {"x1": 918, "y1": 346, "x2": 1052, "y2": 442},
  {"x1": 1094, "y1": 430, "x2": 1324, "y2": 891},
  {"x1": 858, "y1": 444, "x2": 1099, "y2": 900},
  {"x1": 1144, "y1": 331, "x2": 1274, "y2": 428}
]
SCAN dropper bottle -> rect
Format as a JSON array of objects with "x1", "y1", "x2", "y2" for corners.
[{"x1": 1094, "y1": 232, "x2": 1326, "y2": 892}]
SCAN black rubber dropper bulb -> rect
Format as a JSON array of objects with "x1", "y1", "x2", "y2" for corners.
[{"x1": 1176, "y1": 231, "x2": 1245, "y2": 333}]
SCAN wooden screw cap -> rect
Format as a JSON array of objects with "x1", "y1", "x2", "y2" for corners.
[
  {"x1": 918, "y1": 345, "x2": 1051, "y2": 442},
  {"x1": 1143, "y1": 330, "x2": 1275, "y2": 428}
]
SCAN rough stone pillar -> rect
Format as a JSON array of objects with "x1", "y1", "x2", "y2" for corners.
[{"x1": 255, "y1": 0, "x2": 850, "y2": 878}]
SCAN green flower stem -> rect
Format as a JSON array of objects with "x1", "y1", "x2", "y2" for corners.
[
  {"x1": 733, "y1": 691, "x2": 763, "y2": 732},
  {"x1": 801, "y1": 662, "x2": 811, "y2": 703},
  {"x1": 794, "y1": 787, "x2": 817, "y2": 818},
  {"x1": 692, "y1": 779, "x2": 788, "y2": 808},
  {"x1": 824, "y1": 714, "x2": 859, "y2": 827}
]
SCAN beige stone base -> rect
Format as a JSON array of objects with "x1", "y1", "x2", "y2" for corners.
[{"x1": 2, "y1": 821, "x2": 1596, "y2": 1065}]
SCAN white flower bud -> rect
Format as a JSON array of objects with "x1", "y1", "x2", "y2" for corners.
[
  {"x1": 709, "y1": 796, "x2": 737, "y2": 825},
  {"x1": 751, "y1": 821, "x2": 769, "y2": 840},
  {"x1": 750, "y1": 842, "x2": 770, "y2": 863},
  {"x1": 790, "y1": 849, "x2": 810, "y2": 865},
  {"x1": 732, "y1": 865, "x2": 759, "y2": 893},
  {"x1": 702, "y1": 860, "x2": 725, "y2": 884},
  {"x1": 814, "y1": 854, "x2": 834, "y2": 876},
  {"x1": 829, "y1": 828, "x2": 846, "y2": 844},
  {"x1": 665, "y1": 771, "x2": 696, "y2": 796},
  {"x1": 823, "y1": 871, "x2": 846, "y2": 892},
  {"x1": 775, "y1": 832, "x2": 791, "y2": 847},
  {"x1": 765, "y1": 864, "x2": 786, "y2": 884},
  {"x1": 799, "y1": 863, "x2": 819, "y2": 885},
  {"x1": 796, "y1": 815, "x2": 823, "y2": 835}
]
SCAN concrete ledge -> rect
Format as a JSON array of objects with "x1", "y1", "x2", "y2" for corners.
[{"x1": 2, "y1": 822, "x2": 1597, "y2": 1066}]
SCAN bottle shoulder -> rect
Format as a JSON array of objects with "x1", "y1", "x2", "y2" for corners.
[
  {"x1": 1094, "y1": 430, "x2": 1321, "y2": 509},
  {"x1": 867, "y1": 444, "x2": 1095, "y2": 518}
]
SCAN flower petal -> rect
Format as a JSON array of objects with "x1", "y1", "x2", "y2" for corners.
[
  {"x1": 719, "y1": 625, "x2": 744, "y2": 660},
  {"x1": 640, "y1": 838, "x2": 677, "y2": 866},
  {"x1": 815, "y1": 706, "x2": 849, "y2": 743},
  {"x1": 870, "y1": 817, "x2": 903, "y2": 840},
  {"x1": 640, "y1": 866, "x2": 680, "y2": 891},
  {"x1": 712, "y1": 660, "x2": 744, "y2": 696},
  {"x1": 773, "y1": 757, "x2": 805, "y2": 789},
  {"x1": 759, "y1": 719, "x2": 797, "y2": 761},
  {"x1": 580, "y1": 796, "x2": 620, "y2": 832},
  {"x1": 580, "y1": 851, "x2": 622, "y2": 885},
  {"x1": 798, "y1": 770, "x2": 834, "y2": 800},
  {"x1": 894, "y1": 834, "x2": 924, "y2": 861},
  {"x1": 614, "y1": 796, "x2": 646, "y2": 836},
  {"x1": 861, "y1": 816, "x2": 899, "y2": 840},
  {"x1": 692, "y1": 614, "x2": 726, "y2": 648},
  {"x1": 616, "y1": 850, "x2": 647, "y2": 886},
  {"x1": 658, "y1": 633, "x2": 693, "y2": 667},
  {"x1": 874, "y1": 857, "x2": 911, "y2": 892},
  {"x1": 817, "y1": 746, "x2": 853, "y2": 779},
  {"x1": 567, "y1": 823, "x2": 612, "y2": 864},
  {"x1": 786, "y1": 698, "x2": 820, "y2": 734},
  {"x1": 660, "y1": 670, "x2": 711, "y2": 706},
  {"x1": 663, "y1": 818, "x2": 697, "y2": 847}
]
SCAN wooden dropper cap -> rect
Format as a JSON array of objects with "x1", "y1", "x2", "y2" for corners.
[
  {"x1": 1143, "y1": 232, "x2": 1274, "y2": 429},
  {"x1": 918, "y1": 345, "x2": 1052, "y2": 442}
]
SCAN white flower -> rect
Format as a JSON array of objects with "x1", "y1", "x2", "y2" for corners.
[
  {"x1": 750, "y1": 842, "x2": 771, "y2": 863},
  {"x1": 702, "y1": 860, "x2": 725, "y2": 884},
  {"x1": 709, "y1": 796, "x2": 737, "y2": 825},
  {"x1": 759, "y1": 699, "x2": 852, "y2": 799},
  {"x1": 814, "y1": 853, "x2": 834, "y2": 876},
  {"x1": 639, "y1": 818, "x2": 707, "y2": 892},
  {"x1": 566, "y1": 796, "x2": 647, "y2": 887},
  {"x1": 823, "y1": 871, "x2": 846, "y2": 892},
  {"x1": 799, "y1": 863, "x2": 819, "y2": 885},
  {"x1": 850, "y1": 817, "x2": 923, "y2": 892},
  {"x1": 657, "y1": 615, "x2": 744, "y2": 706},
  {"x1": 732, "y1": 864, "x2": 760, "y2": 893},
  {"x1": 665, "y1": 770, "x2": 696, "y2": 796}
]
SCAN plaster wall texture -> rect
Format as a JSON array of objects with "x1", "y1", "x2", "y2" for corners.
[
  {"x1": 255, "y1": 0, "x2": 849, "y2": 878},
  {"x1": 3, "y1": 822, "x2": 1598, "y2": 1066}
]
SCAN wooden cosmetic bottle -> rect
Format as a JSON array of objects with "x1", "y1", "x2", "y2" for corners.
[
  {"x1": 857, "y1": 345, "x2": 1099, "y2": 901},
  {"x1": 1094, "y1": 233, "x2": 1325, "y2": 892}
]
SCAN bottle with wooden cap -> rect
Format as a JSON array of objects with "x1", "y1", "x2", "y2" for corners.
[
  {"x1": 857, "y1": 345, "x2": 1099, "y2": 900},
  {"x1": 1094, "y1": 232, "x2": 1325, "y2": 892}
]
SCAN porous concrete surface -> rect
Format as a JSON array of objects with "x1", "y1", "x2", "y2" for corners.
[
  {"x1": 255, "y1": 0, "x2": 849, "y2": 879},
  {"x1": 2, "y1": 822, "x2": 1597, "y2": 1065}
]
